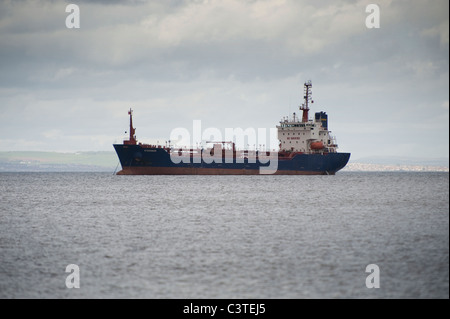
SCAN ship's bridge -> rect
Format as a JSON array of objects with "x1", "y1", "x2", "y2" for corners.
[
  {"x1": 277, "y1": 112, "x2": 337, "y2": 153},
  {"x1": 277, "y1": 81, "x2": 338, "y2": 153}
]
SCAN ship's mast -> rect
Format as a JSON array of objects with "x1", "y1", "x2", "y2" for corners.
[
  {"x1": 125, "y1": 108, "x2": 137, "y2": 145},
  {"x1": 300, "y1": 81, "x2": 312, "y2": 123}
]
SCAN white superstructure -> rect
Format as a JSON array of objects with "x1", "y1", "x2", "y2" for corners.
[{"x1": 277, "y1": 81, "x2": 338, "y2": 154}]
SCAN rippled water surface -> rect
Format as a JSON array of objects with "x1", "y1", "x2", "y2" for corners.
[{"x1": 0, "y1": 172, "x2": 448, "y2": 298}]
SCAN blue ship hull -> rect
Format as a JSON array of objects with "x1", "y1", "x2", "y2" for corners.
[{"x1": 113, "y1": 144, "x2": 350, "y2": 175}]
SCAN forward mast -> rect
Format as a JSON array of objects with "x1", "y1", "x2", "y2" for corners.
[{"x1": 124, "y1": 108, "x2": 137, "y2": 145}]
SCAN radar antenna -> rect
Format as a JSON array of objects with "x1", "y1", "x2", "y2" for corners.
[{"x1": 299, "y1": 81, "x2": 312, "y2": 122}]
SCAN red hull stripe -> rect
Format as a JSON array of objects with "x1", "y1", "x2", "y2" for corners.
[{"x1": 116, "y1": 167, "x2": 334, "y2": 175}]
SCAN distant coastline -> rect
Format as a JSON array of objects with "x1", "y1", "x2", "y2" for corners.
[
  {"x1": 0, "y1": 151, "x2": 117, "y2": 172},
  {"x1": 342, "y1": 162, "x2": 449, "y2": 172},
  {"x1": 0, "y1": 151, "x2": 448, "y2": 173},
  {"x1": 344, "y1": 156, "x2": 449, "y2": 172}
]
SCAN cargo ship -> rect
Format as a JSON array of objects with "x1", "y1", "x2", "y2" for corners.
[{"x1": 113, "y1": 81, "x2": 350, "y2": 175}]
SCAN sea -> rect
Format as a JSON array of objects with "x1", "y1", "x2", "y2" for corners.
[{"x1": 0, "y1": 172, "x2": 448, "y2": 299}]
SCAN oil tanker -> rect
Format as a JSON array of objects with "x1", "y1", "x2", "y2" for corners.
[{"x1": 113, "y1": 81, "x2": 350, "y2": 175}]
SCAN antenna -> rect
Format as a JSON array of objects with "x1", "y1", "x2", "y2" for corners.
[
  {"x1": 299, "y1": 81, "x2": 312, "y2": 122},
  {"x1": 124, "y1": 108, "x2": 137, "y2": 145}
]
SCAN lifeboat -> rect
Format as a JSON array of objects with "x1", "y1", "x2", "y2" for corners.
[{"x1": 310, "y1": 141, "x2": 325, "y2": 150}]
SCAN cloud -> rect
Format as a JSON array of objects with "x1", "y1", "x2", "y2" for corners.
[
  {"x1": 2, "y1": 0, "x2": 447, "y2": 83},
  {"x1": 0, "y1": 1, "x2": 387, "y2": 76},
  {"x1": 421, "y1": 21, "x2": 450, "y2": 46},
  {"x1": 443, "y1": 101, "x2": 449, "y2": 110},
  {"x1": 0, "y1": 0, "x2": 448, "y2": 159}
]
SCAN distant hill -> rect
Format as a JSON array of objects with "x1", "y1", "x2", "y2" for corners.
[
  {"x1": 350, "y1": 156, "x2": 449, "y2": 167},
  {"x1": 343, "y1": 163, "x2": 449, "y2": 172},
  {"x1": 0, "y1": 151, "x2": 118, "y2": 172},
  {"x1": 344, "y1": 156, "x2": 449, "y2": 172}
]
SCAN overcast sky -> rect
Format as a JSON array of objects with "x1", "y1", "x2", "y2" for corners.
[{"x1": 0, "y1": 0, "x2": 448, "y2": 160}]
